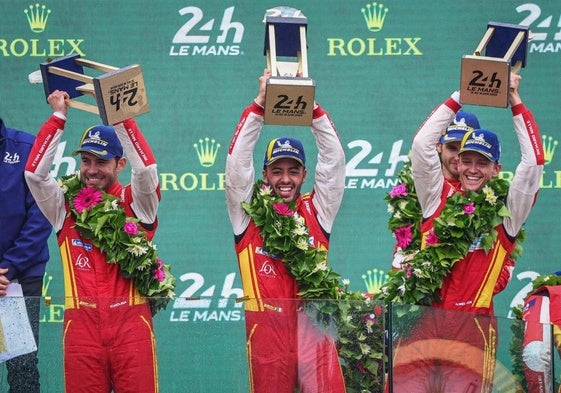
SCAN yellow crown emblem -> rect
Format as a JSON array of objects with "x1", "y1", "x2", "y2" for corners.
[
  {"x1": 42, "y1": 273, "x2": 52, "y2": 296},
  {"x1": 542, "y1": 135, "x2": 558, "y2": 165},
  {"x1": 361, "y1": 2, "x2": 389, "y2": 32},
  {"x1": 194, "y1": 137, "x2": 220, "y2": 167},
  {"x1": 362, "y1": 268, "x2": 387, "y2": 294},
  {"x1": 24, "y1": 3, "x2": 51, "y2": 33}
]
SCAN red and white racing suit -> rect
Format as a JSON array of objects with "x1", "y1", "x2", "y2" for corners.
[
  {"x1": 225, "y1": 102, "x2": 346, "y2": 393},
  {"x1": 522, "y1": 285, "x2": 561, "y2": 393},
  {"x1": 390, "y1": 92, "x2": 544, "y2": 393},
  {"x1": 25, "y1": 114, "x2": 161, "y2": 393}
]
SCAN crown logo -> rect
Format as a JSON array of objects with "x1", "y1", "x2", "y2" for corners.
[
  {"x1": 194, "y1": 137, "x2": 220, "y2": 167},
  {"x1": 24, "y1": 3, "x2": 51, "y2": 33},
  {"x1": 542, "y1": 135, "x2": 558, "y2": 165},
  {"x1": 361, "y1": 2, "x2": 389, "y2": 32},
  {"x1": 42, "y1": 273, "x2": 52, "y2": 296},
  {"x1": 362, "y1": 268, "x2": 388, "y2": 294}
]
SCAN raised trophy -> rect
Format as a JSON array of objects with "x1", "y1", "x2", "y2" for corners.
[
  {"x1": 36, "y1": 54, "x2": 149, "y2": 125},
  {"x1": 263, "y1": 6, "x2": 315, "y2": 126},
  {"x1": 460, "y1": 22, "x2": 529, "y2": 108}
]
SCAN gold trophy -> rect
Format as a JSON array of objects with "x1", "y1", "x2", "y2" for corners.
[
  {"x1": 37, "y1": 54, "x2": 149, "y2": 125},
  {"x1": 263, "y1": 6, "x2": 315, "y2": 126},
  {"x1": 460, "y1": 22, "x2": 529, "y2": 108}
]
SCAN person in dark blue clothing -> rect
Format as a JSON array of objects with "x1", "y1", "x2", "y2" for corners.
[{"x1": 0, "y1": 117, "x2": 51, "y2": 393}]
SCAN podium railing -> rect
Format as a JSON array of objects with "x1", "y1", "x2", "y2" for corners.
[{"x1": 1, "y1": 296, "x2": 559, "y2": 392}]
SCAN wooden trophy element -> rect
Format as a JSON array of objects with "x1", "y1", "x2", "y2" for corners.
[
  {"x1": 40, "y1": 54, "x2": 149, "y2": 125},
  {"x1": 263, "y1": 6, "x2": 315, "y2": 126},
  {"x1": 460, "y1": 22, "x2": 529, "y2": 108}
]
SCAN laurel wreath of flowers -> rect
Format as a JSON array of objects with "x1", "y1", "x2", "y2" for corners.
[
  {"x1": 242, "y1": 180, "x2": 385, "y2": 392},
  {"x1": 59, "y1": 173, "x2": 176, "y2": 315},
  {"x1": 510, "y1": 272, "x2": 561, "y2": 391},
  {"x1": 378, "y1": 163, "x2": 523, "y2": 308}
]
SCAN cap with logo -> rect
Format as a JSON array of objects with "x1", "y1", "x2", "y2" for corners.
[
  {"x1": 440, "y1": 110, "x2": 481, "y2": 144},
  {"x1": 72, "y1": 125, "x2": 124, "y2": 159},
  {"x1": 263, "y1": 137, "x2": 306, "y2": 169},
  {"x1": 459, "y1": 129, "x2": 501, "y2": 163}
]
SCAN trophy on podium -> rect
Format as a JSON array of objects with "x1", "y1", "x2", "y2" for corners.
[
  {"x1": 263, "y1": 6, "x2": 315, "y2": 126},
  {"x1": 460, "y1": 22, "x2": 529, "y2": 108},
  {"x1": 36, "y1": 54, "x2": 149, "y2": 125}
]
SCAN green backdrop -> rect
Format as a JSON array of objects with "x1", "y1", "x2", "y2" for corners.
[{"x1": 2, "y1": 1, "x2": 561, "y2": 391}]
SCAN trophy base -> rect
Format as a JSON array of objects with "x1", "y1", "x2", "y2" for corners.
[
  {"x1": 264, "y1": 77, "x2": 315, "y2": 126},
  {"x1": 460, "y1": 55, "x2": 510, "y2": 108},
  {"x1": 94, "y1": 65, "x2": 149, "y2": 125}
]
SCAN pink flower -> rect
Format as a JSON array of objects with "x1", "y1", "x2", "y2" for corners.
[
  {"x1": 395, "y1": 225, "x2": 412, "y2": 249},
  {"x1": 389, "y1": 183, "x2": 408, "y2": 198},
  {"x1": 153, "y1": 258, "x2": 166, "y2": 282},
  {"x1": 358, "y1": 362, "x2": 367, "y2": 374},
  {"x1": 425, "y1": 229, "x2": 440, "y2": 246},
  {"x1": 273, "y1": 203, "x2": 294, "y2": 216},
  {"x1": 463, "y1": 202, "x2": 475, "y2": 215},
  {"x1": 363, "y1": 313, "x2": 377, "y2": 324},
  {"x1": 123, "y1": 221, "x2": 139, "y2": 235},
  {"x1": 73, "y1": 187, "x2": 103, "y2": 213},
  {"x1": 373, "y1": 304, "x2": 383, "y2": 316},
  {"x1": 406, "y1": 266, "x2": 412, "y2": 278}
]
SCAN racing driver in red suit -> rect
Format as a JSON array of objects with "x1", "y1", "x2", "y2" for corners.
[
  {"x1": 225, "y1": 69, "x2": 346, "y2": 393},
  {"x1": 25, "y1": 90, "x2": 161, "y2": 393},
  {"x1": 389, "y1": 73, "x2": 544, "y2": 392}
]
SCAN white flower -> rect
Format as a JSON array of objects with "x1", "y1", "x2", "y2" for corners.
[
  {"x1": 342, "y1": 278, "x2": 350, "y2": 286},
  {"x1": 397, "y1": 200, "x2": 408, "y2": 210},
  {"x1": 387, "y1": 204, "x2": 394, "y2": 213},
  {"x1": 293, "y1": 225, "x2": 307, "y2": 236},
  {"x1": 359, "y1": 343, "x2": 371, "y2": 355},
  {"x1": 259, "y1": 185, "x2": 272, "y2": 196},
  {"x1": 482, "y1": 185, "x2": 498, "y2": 205},
  {"x1": 104, "y1": 199, "x2": 120, "y2": 212},
  {"x1": 413, "y1": 268, "x2": 423, "y2": 277},
  {"x1": 313, "y1": 261, "x2": 328, "y2": 272},
  {"x1": 127, "y1": 244, "x2": 149, "y2": 256},
  {"x1": 357, "y1": 332, "x2": 367, "y2": 341},
  {"x1": 293, "y1": 213, "x2": 305, "y2": 226},
  {"x1": 296, "y1": 237, "x2": 309, "y2": 250}
]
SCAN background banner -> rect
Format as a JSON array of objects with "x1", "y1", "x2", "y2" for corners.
[{"x1": 2, "y1": 1, "x2": 560, "y2": 390}]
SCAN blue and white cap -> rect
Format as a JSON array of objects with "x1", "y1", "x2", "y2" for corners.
[
  {"x1": 459, "y1": 129, "x2": 501, "y2": 163},
  {"x1": 440, "y1": 110, "x2": 481, "y2": 144},
  {"x1": 263, "y1": 137, "x2": 306, "y2": 169},
  {"x1": 72, "y1": 125, "x2": 123, "y2": 159}
]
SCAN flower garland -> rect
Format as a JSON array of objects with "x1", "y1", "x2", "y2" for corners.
[
  {"x1": 510, "y1": 272, "x2": 561, "y2": 391},
  {"x1": 384, "y1": 161, "x2": 423, "y2": 258},
  {"x1": 242, "y1": 181, "x2": 385, "y2": 392},
  {"x1": 59, "y1": 173, "x2": 176, "y2": 315},
  {"x1": 378, "y1": 166, "x2": 524, "y2": 307}
]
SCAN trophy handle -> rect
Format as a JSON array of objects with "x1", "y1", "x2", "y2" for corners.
[{"x1": 266, "y1": 23, "x2": 308, "y2": 77}]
